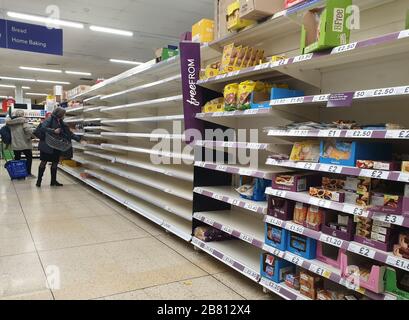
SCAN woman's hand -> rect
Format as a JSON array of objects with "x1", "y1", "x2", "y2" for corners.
[{"x1": 54, "y1": 128, "x2": 61, "y2": 134}]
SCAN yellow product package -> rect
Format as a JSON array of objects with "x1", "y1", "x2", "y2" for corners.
[
  {"x1": 203, "y1": 98, "x2": 225, "y2": 113},
  {"x1": 237, "y1": 81, "x2": 265, "y2": 110},
  {"x1": 220, "y1": 44, "x2": 242, "y2": 73},
  {"x1": 224, "y1": 83, "x2": 239, "y2": 111},
  {"x1": 290, "y1": 141, "x2": 321, "y2": 162}
]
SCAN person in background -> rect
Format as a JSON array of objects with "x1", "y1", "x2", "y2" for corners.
[
  {"x1": 6, "y1": 109, "x2": 34, "y2": 177},
  {"x1": 36, "y1": 107, "x2": 82, "y2": 187}
]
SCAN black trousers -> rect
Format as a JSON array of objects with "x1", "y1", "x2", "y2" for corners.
[{"x1": 14, "y1": 149, "x2": 33, "y2": 175}]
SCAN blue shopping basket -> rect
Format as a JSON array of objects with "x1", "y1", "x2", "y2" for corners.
[{"x1": 5, "y1": 160, "x2": 28, "y2": 180}]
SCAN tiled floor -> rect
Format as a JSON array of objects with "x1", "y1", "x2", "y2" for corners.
[{"x1": 0, "y1": 161, "x2": 275, "y2": 300}]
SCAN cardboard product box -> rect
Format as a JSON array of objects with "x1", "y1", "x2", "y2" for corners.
[
  {"x1": 192, "y1": 19, "x2": 215, "y2": 43},
  {"x1": 227, "y1": 1, "x2": 256, "y2": 31},
  {"x1": 309, "y1": 187, "x2": 345, "y2": 203},
  {"x1": 300, "y1": 0, "x2": 352, "y2": 54},
  {"x1": 215, "y1": 0, "x2": 236, "y2": 39},
  {"x1": 239, "y1": 0, "x2": 284, "y2": 20},
  {"x1": 272, "y1": 172, "x2": 320, "y2": 192}
]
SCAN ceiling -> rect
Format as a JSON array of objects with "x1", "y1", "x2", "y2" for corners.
[{"x1": 0, "y1": 0, "x2": 213, "y2": 100}]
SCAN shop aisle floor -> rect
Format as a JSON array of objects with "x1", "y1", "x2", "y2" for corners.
[{"x1": 0, "y1": 160, "x2": 276, "y2": 300}]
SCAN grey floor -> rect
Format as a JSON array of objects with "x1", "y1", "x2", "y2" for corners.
[{"x1": 0, "y1": 160, "x2": 275, "y2": 300}]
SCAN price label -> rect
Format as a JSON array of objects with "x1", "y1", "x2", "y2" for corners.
[
  {"x1": 212, "y1": 194, "x2": 224, "y2": 202},
  {"x1": 361, "y1": 169, "x2": 389, "y2": 180},
  {"x1": 196, "y1": 162, "x2": 206, "y2": 168},
  {"x1": 222, "y1": 255, "x2": 235, "y2": 266},
  {"x1": 244, "y1": 109, "x2": 259, "y2": 115},
  {"x1": 348, "y1": 243, "x2": 376, "y2": 259},
  {"x1": 240, "y1": 233, "x2": 254, "y2": 244},
  {"x1": 287, "y1": 253, "x2": 305, "y2": 266},
  {"x1": 289, "y1": 97, "x2": 305, "y2": 104},
  {"x1": 312, "y1": 94, "x2": 330, "y2": 102},
  {"x1": 320, "y1": 164, "x2": 343, "y2": 174},
  {"x1": 386, "y1": 256, "x2": 409, "y2": 271},
  {"x1": 331, "y1": 42, "x2": 358, "y2": 54},
  {"x1": 243, "y1": 267, "x2": 259, "y2": 280},
  {"x1": 216, "y1": 165, "x2": 227, "y2": 172},
  {"x1": 244, "y1": 203, "x2": 261, "y2": 213},
  {"x1": 264, "y1": 245, "x2": 284, "y2": 258},
  {"x1": 204, "y1": 245, "x2": 215, "y2": 255},
  {"x1": 195, "y1": 187, "x2": 204, "y2": 194},
  {"x1": 309, "y1": 264, "x2": 326, "y2": 277},
  {"x1": 221, "y1": 225, "x2": 234, "y2": 234},
  {"x1": 354, "y1": 90, "x2": 367, "y2": 98},
  {"x1": 372, "y1": 87, "x2": 396, "y2": 97},
  {"x1": 387, "y1": 130, "x2": 409, "y2": 139},
  {"x1": 266, "y1": 216, "x2": 284, "y2": 227},
  {"x1": 204, "y1": 218, "x2": 215, "y2": 226},
  {"x1": 269, "y1": 130, "x2": 287, "y2": 136},
  {"x1": 293, "y1": 53, "x2": 313, "y2": 63},
  {"x1": 398, "y1": 173, "x2": 409, "y2": 183},
  {"x1": 223, "y1": 142, "x2": 236, "y2": 148},
  {"x1": 346, "y1": 130, "x2": 373, "y2": 138},
  {"x1": 320, "y1": 234, "x2": 344, "y2": 248},
  {"x1": 272, "y1": 58, "x2": 290, "y2": 67},
  {"x1": 318, "y1": 130, "x2": 341, "y2": 138},
  {"x1": 163, "y1": 222, "x2": 172, "y2": 231},
  {"x1": 270, "y1": 190, "x2": 286, "y2": 198},
  {"x1": 239, "y1": 169, "x2": 254, "y2": 176},
  {"x1": 398, "y1": 30, "x2": 409, "y2": 39},
  {"x1": 230, "y1": 198, "x2": 241, "y2": 207},
  {"x1": 287, "y1": 223, "x2": 305, "y2": 235},
  {"x1": 288, "y1": 130, "x2": 309, "y2": 136},
  {"x1": 247, "y1": 143, "x2": 262, "y2": 149},
  {"x1": 309, "y1": 198, "x2": 331, "y2": 208},
  {"x1": 267, "y1": 281, "x2": 281, "y2": 293},
  {"x1": 374, "y1": 214, "x2": 404, "y2": 226},
  {"x1": 343, "y1": 204, "x2": 369, "y2": 217}
]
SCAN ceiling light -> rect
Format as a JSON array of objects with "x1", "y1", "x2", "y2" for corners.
[
  {"x1": 37, "y1": 80, "x2": 71, "y2": 85},
  {"x1": 26, "y1": 93, "x2": 48, "y2": 96},
  {"x1": 0, "y1": 76, "x2": 36, "y2": 82},
  {"x1": 7, "y1": 11, "x2": 84, "y2": 29},
  {"x1": 22, "y1": 86, "x2": 31, "y2": 90},
  {"x1": 20, "y1": 66, "x2": 62, "y2": 73},
  {"x1": 90, "y1": 25, "x2": 133, "y2": 37},
  {"x1": 109, "y1": 59, "x2": 143, "y2": 65},
  {"x1": 0, "y1": 96, "x2": 10, "y2": 99},
  {"x1": 65, "y1": 71, "x2": 92, "y2": 76},
  {"x1": 0, "y1": 84, "x2": 16, "y2": 88}
]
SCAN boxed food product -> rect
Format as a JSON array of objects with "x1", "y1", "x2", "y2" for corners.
[
  {"x1": 268, "y1": 197, "x2": 295, "y2": 220},
  {"x1": 155, "y1": 46, "x2": 179, "y2": 62},
  {"x1": 340, "y1": 253, "x2": 386, "y2": 293},
  {"x1": 357, "y1": 160, "x2": 400, "y2": 171},
  {"x1": 319, "y1": 141, "x2": 392, "y2": 167},
  {"x1": 251, "y1": 86, "x2": 302, "y2": 109},
  {"x1": 215, "y1": 0, "x2": 235, "y2": 40},
  {"x1": 202, "y1": 62, "x2": 220, "y2": 79},
  {"x1": 285, "y1": 273, "x2": 300, "y2": 290},
  {"x1": 239, "y1": 0, "x2": 284, "y2": 20},
  {"x1": 260, "y1": 253, "x2": 295, "y2": 283},
  {"x1": 354, "y1": 217, "x2": 396, "y2": 252},
  {"x1": 287, "y1": 232, "x2": 317, "y2": 259},
  {"x1": 322, "y1": 211, "x2": 355, "y2": 241},
  {"x1": 236, "y1": 176, "x2": 271, "y2": 201},
  {"x1": 344, "y1": 176, "x2": 371, "y2": 193},
  {"x1": 194, "y1": 226, "x2": 233, "y2": 242},
  {"x1": 402, "y1": 161, "x2": 409, "y2": 173},
  {"x1": 290, "y1": 141, "x2": 320, "y2": 162},
  {"x1": 370, "y1": 193, "x2": 404, "y2": 214},
  {"x1": 300, "y1": 271, "x2": 323, "y2": 300},
  {"x1": 316, "y1": 242, "x2": 344, "y2": 269},
  {"x1": 305, "y1": 205, "x2": 324, "y2": 231},
  {"x1": 300, "y1": 0, "x2": 352, "y2": 54},
  {"x1": 317, "y1": 290, "x2": 345, "y2": 301},
  {"x1": 322, "y1": 176, "x2": 345, "y2": 191},
  {"x1": 284, "y1": 0, "x2": 304, "y2": 8},
  {"x1": 227, "y1": 1, "x2": 256, "y2": 31},
  {"x1": 237, "y1": 81, "x2": 264, "y2": 110},
  {"x1": 265, "y1": 224, "x2": 288, "y2": 251},
  {"x1": 220, "y1": 44, "x2": 241, "y2": 74},
  {"x1": 309, "y1": 187, "x2": 345, "y2": 202},
  {"x1": 224, "y1": 83, "x2": 239, "y2": 111},
  {"x1": 385, "y1": 268, "x2": 409, "y2": 300},
  {"x1": 293, "y1": 202, "x2": 308, "y2": 225},
  {"x1": 192, "y1": 19, "x2": 215, "y2": 43},
  {"x1": 272, "y1": 172, "x2": 320, "y2": 192},
  {"x1": 394, "y1": 245, "x2": 409, "y2": 259}
]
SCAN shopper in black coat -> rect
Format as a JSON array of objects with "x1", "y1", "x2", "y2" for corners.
[{"x1": 36, "y1": 107, "x2": 82, "y2": 187}]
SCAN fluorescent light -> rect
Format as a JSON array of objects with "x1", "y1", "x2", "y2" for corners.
[
  {"x1": 0, "y1": 96, "x2": 9, "y2": 99},
  {"x1": 109, "y1": 59, "x2": 143, "y2": 65},
  {"x1": 7, "y1": 11, "x2": 84, "y2": 29},
  {"x1": 90, "y1": 25, "x2": 133, "y2": 37},
  {"x1": 37, "y1": 80, "x2": 71, "y2": 85},
  {"x1": 26, "y1": 93, "x2": 48, "y2": 96},
  {"x1": 65, "y1": 71, "x2": 92, "y2": 76},
  {"x1": 0, "y1": 84, "x2": 16, "y2": 88},
  {"x1": 20, "y1": 66, "x2": 62, "y2": 73},
  {"x1": 0, "y1": 76, "x2": 36, "y2": 82},
  {"x1": 22, "y1": 86, "x2": 31, "y2": 90}
]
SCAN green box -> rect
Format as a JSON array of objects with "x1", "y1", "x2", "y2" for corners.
[
  {"x1": 385, "y1": 267, "x2": 409, "y2": 300},
  {"x1": 156, "y1": 46, "x2": 179, "y2": 63},
  {"x1": 300, "y1": 0, "x2": 352, "y2": 54},
  {"x1": 406, "y1": 9, "x2": 409, "y2": 29}
]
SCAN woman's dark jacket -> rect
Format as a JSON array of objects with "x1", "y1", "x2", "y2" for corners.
[{"x1": 38, "y1": 115, "x2": 81, "y2": 155}]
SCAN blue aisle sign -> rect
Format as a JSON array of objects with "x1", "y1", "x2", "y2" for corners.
[{"x1": 0, "y1": 19, "x2": 63, "y2": 56}]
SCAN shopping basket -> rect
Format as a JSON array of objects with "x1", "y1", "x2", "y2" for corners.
[{"x1": 5, "y1": 160, "x2": 28, "y2": 180}]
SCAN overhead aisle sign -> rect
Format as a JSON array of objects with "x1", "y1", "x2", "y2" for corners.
[{"x1": 0, "y1": 19, "x2": 63, "y2": 56}]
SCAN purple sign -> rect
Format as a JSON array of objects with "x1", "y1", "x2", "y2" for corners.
[
  {"x1": 327, "y1": 92, "x2": 354, "y2": 108},
  {"x1": 179, "y1": 41, "x2": 204, "y2": 140},
  {"x1": 0, "y1": 19, "x2": 63, "y2": 56}
]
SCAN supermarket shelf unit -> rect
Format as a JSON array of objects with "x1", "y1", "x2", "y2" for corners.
[
  {"x1": 61, "y1": 48, "x2": 196, "y2": 243},
  {"x1": 192, "y1": 0, "x2": 409, "y2": 300}
]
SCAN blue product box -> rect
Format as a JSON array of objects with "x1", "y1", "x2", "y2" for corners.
[
  {"x1": 265, "y1": 224, "x2": 288, "y2": 251},
  {"x1": 260, "y1": 253, "x2": 295, "y2": 283},
  {"x1": 287, "y1": 232, "x2": 317, "y2": 260},
  {"x1": 250, "y1": 88, "x2": 305, "y2": 109},
  {"x1": 238, "y1": 177, "x2": 271, "y2": 202},
  {"x1": 319, "y1": 141, "x2": 392, "y2": 167}
]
